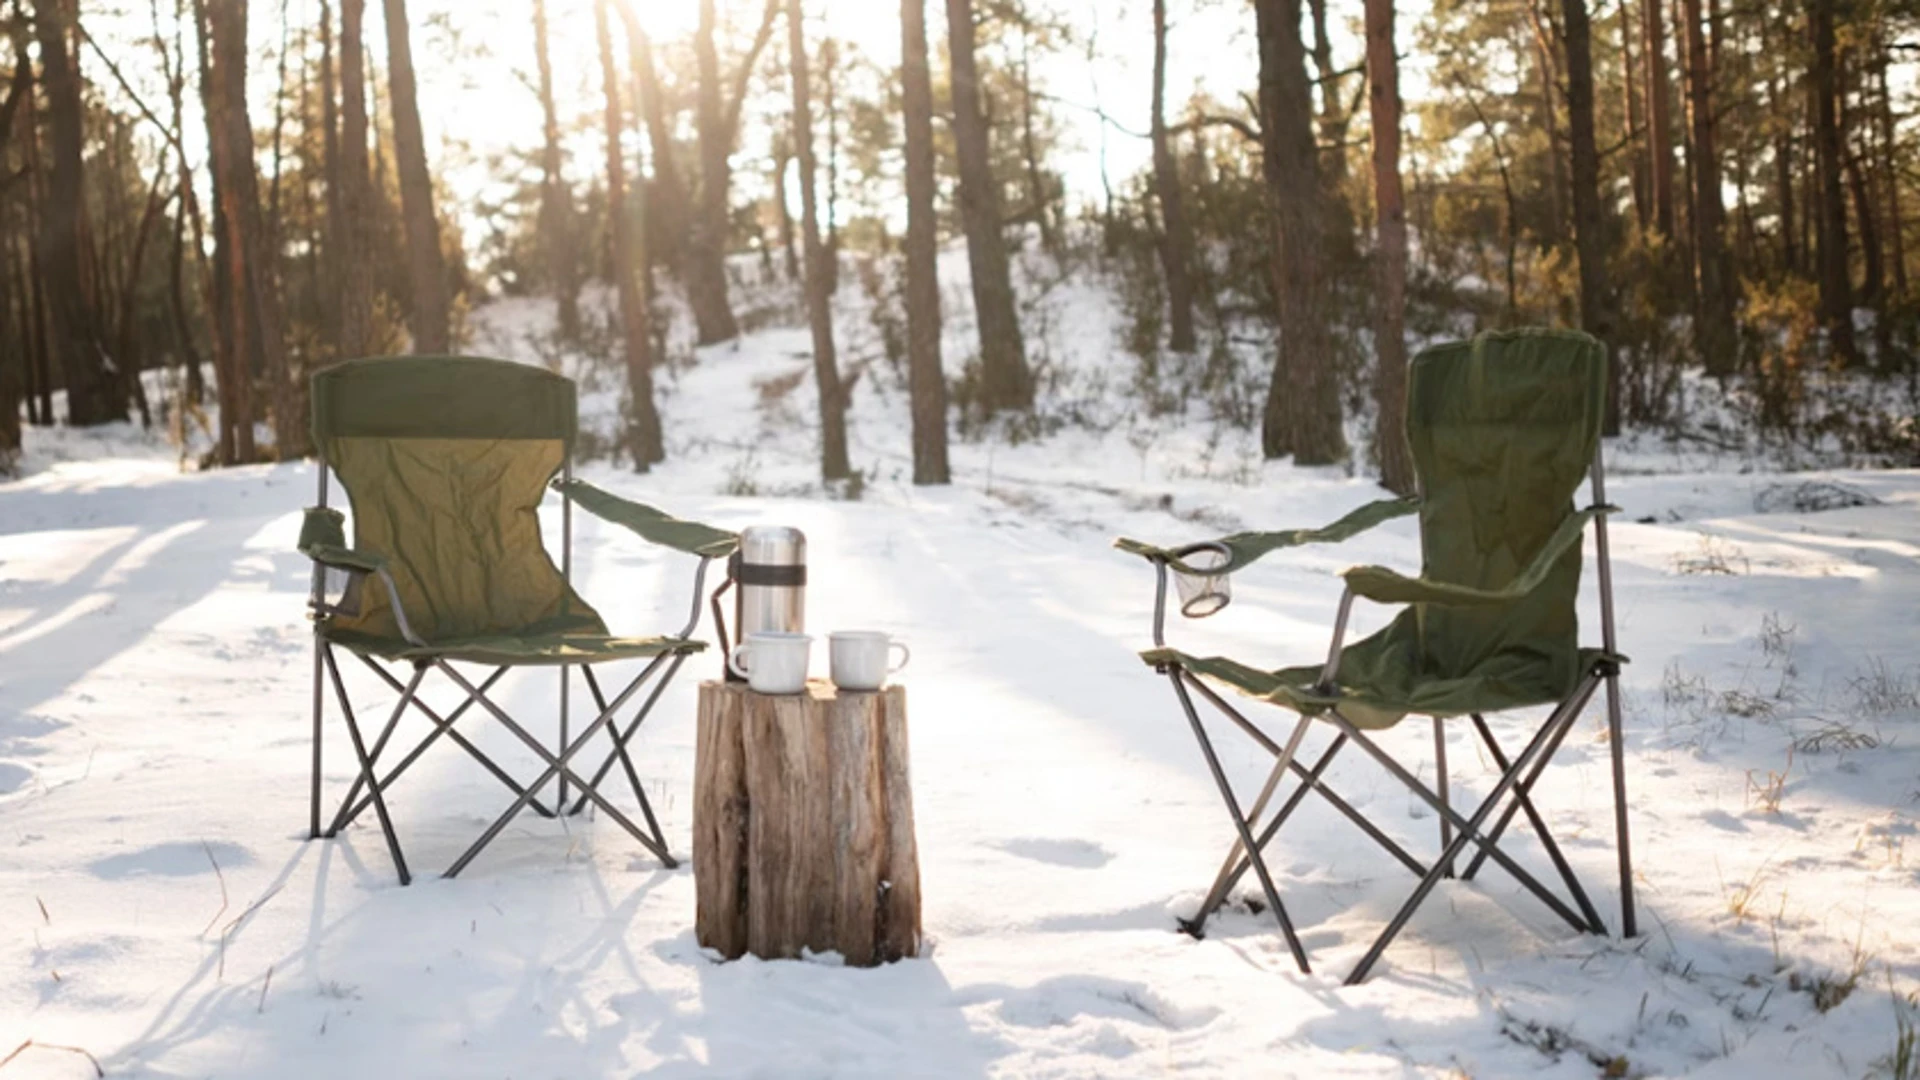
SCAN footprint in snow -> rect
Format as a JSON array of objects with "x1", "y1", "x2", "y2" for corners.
[
  {"x1": 992, "y1": 837, "x2": 1114, "y2": 869},
  {"x1": 88, "y1": 839, "x2": 253, "y2": 879}
]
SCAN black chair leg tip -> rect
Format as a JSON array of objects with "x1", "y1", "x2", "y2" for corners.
[{"x1": 1176, "y1": 916, "x2": 1207, "y2": 940}]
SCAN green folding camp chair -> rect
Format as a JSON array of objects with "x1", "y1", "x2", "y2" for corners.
[
  {"x1": 1117, "y1": 328, "x2": 1635, "y2": 984},
  {"x1": 298, "y1": 355, "x2": 739, "y2": 884}
]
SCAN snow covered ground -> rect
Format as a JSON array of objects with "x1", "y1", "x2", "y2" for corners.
[{"x1": 4, "y1": 277, "x2": 1920, "y2": 1078}]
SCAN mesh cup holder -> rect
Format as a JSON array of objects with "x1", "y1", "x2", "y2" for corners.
[{"x1": 1173, "y1": 543, "x2": 1232, "y2": 618}]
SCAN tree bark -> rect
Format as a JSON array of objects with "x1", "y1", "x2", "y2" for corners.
[
  {"x1": 533, "y1": 0, "x2": 581, "y2": 342},
  {"x1": 683, "y1": 0, "x2": 780, "y2": 345},
  {"x1": 332, "y1": 0, "x2": 376, "y2": 360},
  {"x1": 207, "y1": 0, "x2": 301, "y2": 456},
  {"x1": 772, "y1": 134, "x2": 800, "y2": 281},
  {"x1": 1150, "y1": 0, "x2": 1197, "y2": 354},
  {"x1": 615, "y1": 5, "x2": 689, "y2": 275},
  {"x1": 1563, "y1": 0, "x2": 1622, "y2": 428},
  {"x1": 1842, "y1": 73, "x2": 1882, "y2": 310},
  {"x1": 1527, "y1": 0, "x2": 1567, "y2": 248},
  {"x1": 1810, "y1": 0, "x2": 1857, "y2": 364},
  {"x1": 1364, "y1": 0, "x2": 1412, "y2": 495},
  {"x1": 901, "y1": 0, "x2": 949, "y2": 484},
  {"x1": 1253, "y1": 0, "x2": 1343, "y2": 464},
  {"x1": 380, "y1": 0, "x2": 450, "y2": 353},
  {"x1": 595, "y1": 0, "x2": 663, "y2": 468},
  {"x1": 787, "y1": 0, "x2": 849, "y2": 482},
  {"x1": 34, "y1": 0, "x2": 121, "y2": 426},
  {"x1": 945, "y1": 0, "x2": 1032, "y2": 413},
  {"x1": 1678, "y1": 0, "x2": 1734, "y2": 375},
  {"x1": 1643, "y1": 0, "x2": 1676, "y2": 241},
  {"x1": 1875, "y1": 46, "x2": 1905, "y2": 297},
  {"x1": 1306, "y1": 0, "x2": 1347, "y2": 184},
  {"x1": 694, "y1": 682, "x2": 921, "y2": 967},
  {"x1": 1619, "y1": 0, "x2": 1648, "y2": 234}
]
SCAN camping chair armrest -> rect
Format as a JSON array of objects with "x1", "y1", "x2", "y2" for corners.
[
  {"x1": 1114, "y1": 495, "x2": 1418, "y2": 576},
  {"x1": 298, "y1": 507, "x2": 387, "y2": 574},
  {"x1": 1339, "y1": 505, "x2": 1618, "y2": 608},
  {"x1": 298, "y1": 507, "x2": 429, "y2": 647},
  {"x1": 554, "y1": 478, "x2": 741, "y2": 559}
]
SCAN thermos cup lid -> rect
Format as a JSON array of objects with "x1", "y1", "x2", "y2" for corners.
[{"x1": 739, "y1": 525, "x2": 806, "y2": 566}]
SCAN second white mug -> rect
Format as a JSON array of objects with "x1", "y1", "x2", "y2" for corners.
[
  {"x1": 829, "y1": 631, "x2": 910, "y2": 691},
  {"x1": 728, "y1": 631, "x2": 812, "y2": 694}
]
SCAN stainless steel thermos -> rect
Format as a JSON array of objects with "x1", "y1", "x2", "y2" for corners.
[{"x1": 726, "y1": 525, "x2": 807, "y2": 682}]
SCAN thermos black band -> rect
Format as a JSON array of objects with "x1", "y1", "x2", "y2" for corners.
[{"x1": 735, "y1": 563, "x2": 807, "y2": 587}]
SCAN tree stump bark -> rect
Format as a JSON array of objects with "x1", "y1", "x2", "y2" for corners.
[{"x1": 693, "y1": 680, "x2": 921, "y2": 966}]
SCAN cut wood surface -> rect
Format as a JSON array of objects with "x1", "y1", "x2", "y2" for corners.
[{"x1": 693, "y1": 680, "x2": 920, "y2": 966}]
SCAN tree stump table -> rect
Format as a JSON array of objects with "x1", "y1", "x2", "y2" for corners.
[{"x1": 693, "y1": 680, "x2": 921, "y2": 966}]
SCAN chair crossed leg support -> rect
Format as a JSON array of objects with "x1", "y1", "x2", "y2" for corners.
[
  {"x1": 310, "y1": 644, "x2": 687, "y2": 884},
  {"x1": 1170, "y1": 662, "x2": 1622, "y2": 984}
]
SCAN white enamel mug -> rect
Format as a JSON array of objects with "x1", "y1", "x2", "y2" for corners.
[
  {"x1": 727, "y1": 631, "x2": 812, "y2": 695},
  {"x1": 828, "y1": 631, "x2": 910, "y2": 692}
]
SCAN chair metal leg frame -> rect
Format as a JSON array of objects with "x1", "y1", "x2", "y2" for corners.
[
  {"x1": 330, "y1": 659, "x2": 553, "y2": 834},
  {"x1": 1188, "y1": 733, "x2": 1347, "y2": 935},
  {"x1": 320, "y1": 644, "x2": 416, "y2": 885},
  {"x1": 1604, "y1": 672, "x2": 1637, "y2": 937},
  {"x1": 1334, "y1": 673, "x2": 1603, "y2": 984},
  {"x1": 567, "y1": 652, "x2": 689, "y2": 817},
  {"x1": 1169, "y1": 670, "x2": 1313, "y2": 974},
  {"x1": 1462, "y1": 713, "x2": 1605, "y2": 934},
  {"x1": 1194, "y1": 713, "x2": 1312, "y2": 931},
  {"x1": 1195, "y1": 716, "x2": 1310, "y2": 923},
  {"x1": 577, "y1": 662, "x2": 677, "y2": 859},
  {"x1": 438, "y1": 657, "x2": 680, "y2": 878},
  {"x1": 1458, "y1": 697, "x2": 1587, "y2": 883},
  {"x1": 1181, "y1": 673, "x2": 1430, "y2": 884},
  {"x1": 310, "y1": 637, "x2": 325, "y2": 840},
  {"x1": 1435, "y1": 717, "x2": 1454, "y2": 879}
]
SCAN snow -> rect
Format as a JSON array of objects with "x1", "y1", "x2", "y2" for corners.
[{"x1": 4, "y1": 270, "x2": 1920, "y2": 1078}]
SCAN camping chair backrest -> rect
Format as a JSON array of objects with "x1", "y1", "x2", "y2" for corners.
[
  {"x1": 1403, "y1": 329, "x2": 1607, "y2": 688},
  {"x1": 311, "y1": 355, "x2": 596, "y2": 644}
]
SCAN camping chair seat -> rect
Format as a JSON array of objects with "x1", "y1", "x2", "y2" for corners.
[
  {"x1": 322, "y1": 624, "x2": 706, "y2": 666},
  {"x1": 1139, "y1": 644, "x2": 1622, "y2": 731},
  {"x1": 1117, "y1": 328, "x2": 1638, "y2": 984}
]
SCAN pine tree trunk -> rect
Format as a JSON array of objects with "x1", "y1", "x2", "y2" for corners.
[
  {"x1": 1150, "y1": 0, "x2": 1198, "y2": 354},
  {"x1": 1770, "y1": 32, "x2": 1798, "y2": 278},
  {"x1": 1364, "y1": 0, "x2": 1412, "y2": 495},
  {"x1": 194, "y1": 0, "x2": 252, "y2": 462},
  {"x1": 1563, "y1": 0, "x2": 1622, "y2": 429},
  {"x1": 534, "y1": 0, "x2": 581, "y2": 342},
  {"x1": 1, "y1": 46, "x2": 30, "y2": 453},
  {"x1": 901, "y1": 0, "x2": 949, "y2": 484},
  {"x1": 787, "y1": 0, "x2": 849, "y2": 482},
  {"x1": 687, "y1": 0, "x2": 742, "y2": 344},
  {"x1": 35, "y1": 0, "x2": 121, "y2": 426},
  {"x1": 594, "y1": 0, "x2": 663, "y2": 468},
  {"x1": 1306, "y1": 0, "x2": 1347, "y2": 184},
  {"x1": 1840, "y1": 59, "x2": 1882, "y2": 312},
  {"x1": 333, "y1": 0, "x2": 375, "y2": 360},
  {"x1": 945, "y1": 0, "x2": 1033, "y2": 413},
  {"x1": 1810, "y1": 1, "x2": 1858, "y2": 364},
  {"x1": 1253, "y1": 0, "x2": 1343, "y2": 464},
  {"x1": 773, "y1": 136, "x2": 800, "y2": 282},
  {"x1": 615, "y1": 5, "x2": 689, "y2": 277},
  {"x1": 1528, "y1": 0, "x2": 1568, "y2": 248},
  {"x1": 1877, "y1": 49, "x2": 1906, "y2": 297},
  {"x1": 1619, "y1": 0, "x2": 1649, "y2": 234},
  {"x1": 1016, "y1": 24, "x2": 1057, "y2": 256},
  {"x1": 381, "y1": 0, "x2": 450, "y2": 354},
  {"x1": 1643, "y1": 0, "x2": 1676, "y2": 241},
  {"x1": 1679, "y1": 0, "x2": 1734, "y2": 376}
]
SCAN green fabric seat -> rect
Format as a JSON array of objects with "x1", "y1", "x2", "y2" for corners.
[{"x1": 321, "y1": 625, "x2": 704, "y2": 666}]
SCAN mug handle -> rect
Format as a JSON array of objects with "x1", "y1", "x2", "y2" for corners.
[
  {"x1": 728, "y1": 643, "x2": 753, "y2": 679},
  {"x1": 888, "y1": 641, "x2": 911, "y2": 674}
]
